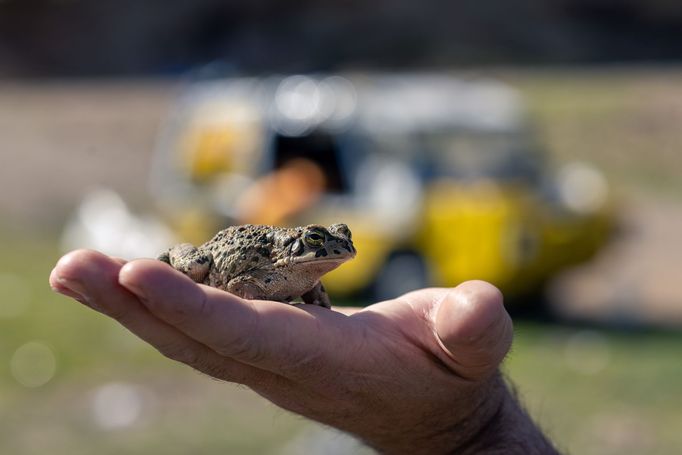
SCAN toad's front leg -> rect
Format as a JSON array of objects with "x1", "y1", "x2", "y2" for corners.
[
  {"x1": 158, "y1": 244, "x2": 212, "y2": 283},
  {"x1": 301, "y1": 281, "x2": 331, "y2": 308}
]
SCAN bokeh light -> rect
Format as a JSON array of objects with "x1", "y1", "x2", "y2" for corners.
[
  {"x1": 10, "y1": 341, "x2": 57, "y2": 388},
  {"x1": 558, "y1": 162, "x2": 609, "y2": 215},
  {"x1": 91, "y1": 382, "x2": 146, "y2": 430}
]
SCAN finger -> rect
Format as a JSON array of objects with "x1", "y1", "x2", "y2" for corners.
[
  {"x1": 119, "y1": 259, "x2": 349, "y2": 379},
  {"x1": 50, "y1": 250, "x2": 280, "y2": 386},
  {"x1": 434, "y1": 281, "x2": 513, "y2": 381}
]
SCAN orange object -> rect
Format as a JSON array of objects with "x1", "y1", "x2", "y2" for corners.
[{"x1": 236, "y1": 158, "x2": 326, "y2": 225}]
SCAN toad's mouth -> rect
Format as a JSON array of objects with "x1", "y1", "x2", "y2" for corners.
[
  {"x1": 296, "y1": 257, "x2": 349, "y2": 264},
  {"x1": 275, "y1": 254, "x2": 355, "y2": 268}
]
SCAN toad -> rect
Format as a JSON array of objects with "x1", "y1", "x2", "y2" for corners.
[{"x1": 158, "y1": 223, "x2": 356, "y2": 308}]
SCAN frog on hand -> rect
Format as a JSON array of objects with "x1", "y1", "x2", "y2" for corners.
[{"x1": 158, "y1": 223, "x2": 355, "y2": 308}]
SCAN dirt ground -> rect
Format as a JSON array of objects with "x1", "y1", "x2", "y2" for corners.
[
  {"x1": 549, "y1": 195, "x2": 682, "y2": 327},
  {"x1": 1, "y1": 77, "x2": 680, "y2": 327},
  {"x1": 0, "y1": 81, "x2": 172, "y2": 228}
]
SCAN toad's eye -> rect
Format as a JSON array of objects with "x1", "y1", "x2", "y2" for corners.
[{"x1": 303, "y1": 231, "x2": 325, "y2": 247}]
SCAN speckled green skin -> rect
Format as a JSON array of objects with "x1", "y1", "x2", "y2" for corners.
[{"x1": 158, "y1": 224, "x2": 355, "y2": 308}]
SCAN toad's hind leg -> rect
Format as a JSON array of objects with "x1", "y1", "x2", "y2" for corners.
[
  {"x1": 302, "y1": 282, "x2": 331, "y2": 308},
  {"x1": 226, "y1": 276, "x2": 267, "y2": 300}
]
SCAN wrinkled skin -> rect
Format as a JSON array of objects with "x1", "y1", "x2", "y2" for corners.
[{"x1": 158, "y1": 223, "x2": 356, "y2": 308}]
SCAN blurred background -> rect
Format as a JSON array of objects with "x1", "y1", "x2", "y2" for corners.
[{"x1": 1, "y1": 1, "x2": 681, "y2": 454}]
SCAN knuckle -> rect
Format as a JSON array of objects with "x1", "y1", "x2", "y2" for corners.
[
  {"x1": 213, "y1": 334, "x2": 267, "y2": 366},
  {"x1": 194, "y1": 359, "x2": 243, "y2": 383},
  {"x1": 156, "y1": 343, "x2": 243, "y2": 383},
  {"x1": 104, "y1": 302, "x2": 135, "y2": 324},
  {"x1": 157, "y1": 342, "x2": 201, "y2": 366},
  {"x1": 194, "y1": 291, "x2": 214, "y2": 319}
]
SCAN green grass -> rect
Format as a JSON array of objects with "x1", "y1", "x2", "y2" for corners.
[{"x1": 507, "y1": 324, "x2": 682, "y2": 455}]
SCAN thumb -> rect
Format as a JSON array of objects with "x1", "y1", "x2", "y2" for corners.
[{"x1": 434, "y1": 280, "x2": 513, "y2": 381}]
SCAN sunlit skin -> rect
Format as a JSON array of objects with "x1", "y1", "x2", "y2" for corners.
[{"x1": 50, "y1": 250, "x2": 558, "y2": 454}]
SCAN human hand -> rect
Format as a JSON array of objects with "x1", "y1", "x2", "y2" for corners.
[{"x1": 50, "y1": 250, "x2": 557, "y2": 454}]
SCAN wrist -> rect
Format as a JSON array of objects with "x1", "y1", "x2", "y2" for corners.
[
  {"x1": 457, "y1": 375, "x2": 561, "y2": 455},
  {"x1": 361, "y1": 373, "x2": 559, "y2": 455},
  {"x1": 359, "y1": 373, "x2": 506, "y2": 454}
]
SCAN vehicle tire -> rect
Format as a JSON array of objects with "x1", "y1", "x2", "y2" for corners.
[{"x1": 372, "y1": 251, "x2": 430, "y2": 302}]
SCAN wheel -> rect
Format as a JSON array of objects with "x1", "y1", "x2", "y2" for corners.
[{"x1": 372, "y1": 251, "x2": 430, "y2": 302}]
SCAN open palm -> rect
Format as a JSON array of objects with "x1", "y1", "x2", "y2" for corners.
[{"x1": 51, "y1": 250, "x2": 553, "y2": 454}]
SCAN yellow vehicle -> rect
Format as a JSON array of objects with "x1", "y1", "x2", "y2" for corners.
[{"x1": 152, "y1": 74, "x2": 613, "y2": 302}]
